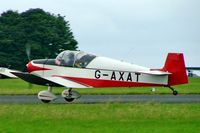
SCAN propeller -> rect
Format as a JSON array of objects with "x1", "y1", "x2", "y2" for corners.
[
  {"x1": 25, "y1": 43, "x2": 33, "y2": 89},
  {"x1": 25, "y1": 43, "x2": 31, "y2": 61}
]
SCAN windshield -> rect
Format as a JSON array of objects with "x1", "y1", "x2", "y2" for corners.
[{"x1": 55, "y1": 50, "x2": 96, "y2": 68}]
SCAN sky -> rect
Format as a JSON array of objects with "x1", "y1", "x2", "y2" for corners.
[{"x1": 0, "y1": 0, "x2": 199, "y2": 70}]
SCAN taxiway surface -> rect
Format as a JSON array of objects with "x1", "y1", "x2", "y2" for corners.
[{"x1": 0, "y1": 94, "x2": 200, "y2": 104}]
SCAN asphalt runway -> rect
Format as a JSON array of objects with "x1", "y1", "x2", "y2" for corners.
[{"x1": 0, "y1": 94, "x2": 200, "y2": 104}]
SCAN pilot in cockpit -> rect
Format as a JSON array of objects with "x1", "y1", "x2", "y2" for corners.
[
  {"x1": 55, "y1": 51, "x2": 75, "y2": 67},
  {"x1": 55, "y1": 50, "x2": 96, "y2": 68}
]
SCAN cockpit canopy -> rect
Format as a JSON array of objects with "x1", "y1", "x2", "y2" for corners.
[{"x1": 55, "y1": 50, "x2": 96, "y2": 68}]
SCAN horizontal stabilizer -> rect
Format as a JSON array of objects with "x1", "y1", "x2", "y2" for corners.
[{"x1": 138, "y1": 70, "x2": 171, "y2": 75}]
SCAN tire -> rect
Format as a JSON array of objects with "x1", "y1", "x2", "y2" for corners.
[
  {"x1": 41, "y1": 99, "x2": 51, "y2": 103},
  {"x1": 173, "y1": 91, "x2": 178, "y2": 95},
  {"x1": 64, "y1": 98, "x2": 75, "y2": 102}
]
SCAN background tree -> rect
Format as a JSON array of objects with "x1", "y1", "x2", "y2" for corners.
[{"x1": 0, "y1": 8, "x2": 78, "y2": 70}]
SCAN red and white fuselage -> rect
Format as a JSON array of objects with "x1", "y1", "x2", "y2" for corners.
[{"x1": 26, "y1": 50, "x2": 188, "y2": 89}]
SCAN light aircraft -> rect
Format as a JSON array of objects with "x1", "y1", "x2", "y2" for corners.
[
  {"x1": 0, "y1": 67, "x2": 18, "y2": 79},
  {"x1": 186, "y1": 67, "x2": 200, "y2": 77},
  {"x1": 12, "y1": 50, "x2": 188, "y2": 103}
]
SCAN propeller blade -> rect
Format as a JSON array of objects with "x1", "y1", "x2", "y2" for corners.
[{"x1": 25, "y1": 44, "x2": 31, "y2": 61}]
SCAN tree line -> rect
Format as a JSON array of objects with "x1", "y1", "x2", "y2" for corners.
[{"x1": 0, "y1": 8, "x2": 78, "y2": 70}]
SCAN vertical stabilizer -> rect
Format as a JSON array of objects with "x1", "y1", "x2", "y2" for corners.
[{"x1": 162, "y1": 53, "x2": 188, "y2": 86}]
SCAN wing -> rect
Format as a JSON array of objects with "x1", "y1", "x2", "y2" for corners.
[
  {"x1": 0, "y1": 68, "x2": 18, "y2": 78},
  {"x1": 43, "y1": 76, "x2": 91, "y2": 88},
  {"x1": 11, "y1": 72, "x2": 90, "y2": 88}
]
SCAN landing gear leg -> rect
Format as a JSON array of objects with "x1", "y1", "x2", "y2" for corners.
[
  {"x1": 48, "y1": 86, "x2": 52, "y2": 92},
  {"x1": 168, "y1": 86, "x2": 178, "y2": 95}
]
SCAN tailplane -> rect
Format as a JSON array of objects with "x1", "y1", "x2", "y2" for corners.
[{"x1": 162, "y1": 53, "x2": 188, "y2": 86}]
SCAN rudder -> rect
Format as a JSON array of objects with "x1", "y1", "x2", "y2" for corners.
[{"x1": 162, "y1": 53, "x2": 188, "y2": 86}]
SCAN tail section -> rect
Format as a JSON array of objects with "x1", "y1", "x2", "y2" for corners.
[{"x1": 162, "y1": 53, "x2": 188, "y2": 86}]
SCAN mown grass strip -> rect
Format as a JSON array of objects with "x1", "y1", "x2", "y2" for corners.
[{"x1": 0, "y1": 103, "x2": 199, "y2": 133}]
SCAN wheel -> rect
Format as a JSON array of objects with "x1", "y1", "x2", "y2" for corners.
[
  {"x1": 64, "y1": 98, "x2": 75, "y2": 102},
  {"x1": 173, "y1": 91, "x2": 178, "y2": 95},
  {"x1": 41, "y1": 99, "x2": 51, "y2": 103},
  {"x1": 62, "y1": 89, "x2": 81, "y2": 102}
]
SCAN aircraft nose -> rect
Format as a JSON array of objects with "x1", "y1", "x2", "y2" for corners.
[
  {"x1": 26, "y1": 61, "x2": 42, "y2": 73},
  {"x1": 26, "y1": 61, "x2": 34, "y2": 73},
  {"x1": 26, "y1": 60, "x2": 51, "y2": 73}
]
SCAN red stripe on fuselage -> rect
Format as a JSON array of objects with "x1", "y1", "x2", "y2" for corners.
[{"x1": 57, "y1": 76, "x2": 164, "y2": 88}]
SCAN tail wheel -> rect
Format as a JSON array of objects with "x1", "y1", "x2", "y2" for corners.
[
  {"x1": 173, "y1": 90, "x2": 178, "y2": 95},
  {"x1": 167, "y1": 86, "x2": 178, "y2": 96}
]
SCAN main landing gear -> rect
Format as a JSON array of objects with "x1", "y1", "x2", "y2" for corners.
[
  {"x1": 167, "y1": 86, "x2": 178, "y2": 95},
  {"x1": 38, "y1": 86, "x2": 56, "y2": 103},
  {"x1": 38, "y1": 86, "x2": 81, "y2": 103},
  {"x1": 62, "y1": 88, "x2": 81, "y2": 102}
]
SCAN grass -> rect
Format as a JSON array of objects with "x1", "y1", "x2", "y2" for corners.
[
  {"x1": 0, "y1": 78, "x2": 199, "y2": 133},
  {"x1": 0, "y1": 77, "x2": 199, "y2": 95},
  {"x1": 0, "y1": 103, "x2": 199, "y2": 133}
]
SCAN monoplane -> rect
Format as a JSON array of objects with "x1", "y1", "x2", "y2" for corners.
[{"x1": 12, "y1": 50, "x2": 188, "y2": 103}]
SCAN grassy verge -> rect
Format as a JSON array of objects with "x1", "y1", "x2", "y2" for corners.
[
  {"x1": 0, "y1": 77, "x2": 199, "y2": 95},
  {"x1": 0, "y1": 103, "x2": 199, "y2": 133}
]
